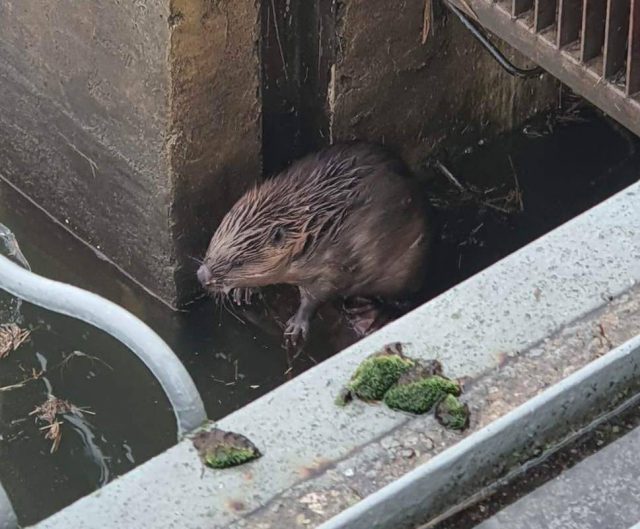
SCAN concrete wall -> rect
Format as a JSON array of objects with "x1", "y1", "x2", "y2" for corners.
[
  {"x1": 167, "y1": 0, "x2": 262, "y2": 304},
  {"x1": 0, "y1": 0, "x2": 261, "y2": 307},
  {"x1": 0, "y1": 0, "x2": 556, "y2": 307},
  {"x1": 328, "y1": 0, "x2": 558, "y2": 166}
]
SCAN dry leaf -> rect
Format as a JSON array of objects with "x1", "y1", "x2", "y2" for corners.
[{"x1": 0, "y1": 324, "x2": 30, "y2": 358}]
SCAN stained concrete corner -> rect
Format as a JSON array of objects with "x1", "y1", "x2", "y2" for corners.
[
  {"x1": 167, "y1": 0, "x2": 262, "y2": 305},
  {"x1": 0, "y1": 0, "x2": 262, "y2": 307}
]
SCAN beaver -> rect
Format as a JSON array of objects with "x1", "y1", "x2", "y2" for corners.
[{"x1": 197, "y1": 141, "x2": 433, "y2": 346}]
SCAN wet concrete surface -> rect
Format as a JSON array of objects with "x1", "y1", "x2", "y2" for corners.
[
  {"x1": 0, "y1": 106, "x2": 639, "y2": 525},
  {"x1": 429, "y1": 399, "x2": 640, "y2": 529},
  {"x1": 472, "y1": 423, "x2": 640, "y2": 529}
]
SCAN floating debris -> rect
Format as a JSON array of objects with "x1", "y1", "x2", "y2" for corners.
[
  {"x1": 0, "y1": 368, "x2": 43, "y2": 393},
  {"x1": 30, "y1": 396, "x2": 92, "y2": 453},
  {"x1": 346, "y1": 343, "x2": 414, "y2": 401},
  {"x1": 435, "y1": 394, "x2": 470, "y2": 431},
  {"x1": 0, "y1": 323, "x2": 30, "y2": 358},
  {"x1": 428, "y1": 157, "x2": 525, "y2": 215},
  {"x1": 192, "y1": 428, "x2": 262, "y2": 469},
  {"x1": 384, "y1": 374, "x2": 461, "y2": 414}
]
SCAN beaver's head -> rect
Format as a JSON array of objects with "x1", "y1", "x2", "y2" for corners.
[{"x1": 196, "y1": 181, "x2": 312, "y2": 295}]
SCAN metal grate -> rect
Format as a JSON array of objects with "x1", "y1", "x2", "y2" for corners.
[{"x1": 450, "y1": 0, "x2": 640, "y2": 136}]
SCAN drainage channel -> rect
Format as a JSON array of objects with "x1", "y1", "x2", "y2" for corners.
[{"x1": 429, "y1": 396, "x2": 640, "y2": 529}]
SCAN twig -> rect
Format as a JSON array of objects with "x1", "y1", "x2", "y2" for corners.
[
  {"x1": 422, "y1": 0, "x2": 432, "y2": 43},
  {"x1": 507, "y1": 155, "x2": 524, "y2": 212},
  {"x1": 0, "y1": 368, "x2": 42, "y2": 393},
  {"x1": 30, "y1": 395, "x2": 92, "y2": 453},
  {"x1": 59, "y1": 350, "x2": 114, "y2": 372},
  {"x1": 432, "y1": 160, "x2": 466, "y2": 192},
  {"x1": 0, "y1": 324, "x2": 31, "y2": 358},
  {"x1": 270, "y1": 0, "x2": 289, "y2": 81},
  {"x1": 458, "y1": 0, "x2": 479, "y2": 20}
]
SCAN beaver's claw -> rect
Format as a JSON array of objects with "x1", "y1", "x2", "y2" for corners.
[
  {"x1": 231, "y1": 288, "x2": 257, "y2": 306},
  {"x1": 284, "y1": 316, "x2": 309, "y2": 349}
]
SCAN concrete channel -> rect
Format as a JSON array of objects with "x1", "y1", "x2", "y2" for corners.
[
  {"x1": 23, "y1": 178, "x2": 639, "y2": 528},
  {"x1": 474, "y1": 422, "x2": 640, "y2": 529}
]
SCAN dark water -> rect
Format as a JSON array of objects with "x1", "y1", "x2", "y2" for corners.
[{"x1": 0, "y1": 108, "x2": 638, "y2": 525}]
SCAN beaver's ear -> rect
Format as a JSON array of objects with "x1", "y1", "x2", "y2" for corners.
[
  {"x1": 271, "y1": 226, "x2": 286, "y2": 246},
  {"x1": 291, "y1": 233, "x2": 313, "y2": 260}
]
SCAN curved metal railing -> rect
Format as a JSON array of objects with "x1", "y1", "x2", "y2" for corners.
[
  {"x1": 0, "y1": 253, "x2": 207, "y2": 435},
  {"x1": 0, "y1": 480, "x2": 17, "y2": 529}
]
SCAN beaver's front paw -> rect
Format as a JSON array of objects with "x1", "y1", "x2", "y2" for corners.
[{"x1": 284, "y1": 316, "x2": 310, "y2": 349}]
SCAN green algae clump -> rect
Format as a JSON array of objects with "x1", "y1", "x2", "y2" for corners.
[
  {"x1": 347, "y1": 346, "x2": 414, "y2": 401},
  {"x1": 192, "y1": 428, "x2": 262, "y2": 470},
  {"x1": 383, "y1": 374, "x2": 461, "y2": 414},
  {"x1": 435, "y1": 393, "x2": 470, "y2": 431},
  {"x1": 203, "y1": 446, "x2": 259, "y2": 469}
]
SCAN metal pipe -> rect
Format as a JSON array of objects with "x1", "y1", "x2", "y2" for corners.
[
  {"x1": 444, "y1": 0, "x2": 544, "y2": 78},
  {"x1": 0, "y1": 481, "x2": 17, "y2": 529},
  {"x1": 0, "y1": 253, "x2": 207, "y2": 437}
]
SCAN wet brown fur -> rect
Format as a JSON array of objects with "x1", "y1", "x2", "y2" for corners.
[{"x1": 201, "y1": 141, "x2": 432, "y2": 343}]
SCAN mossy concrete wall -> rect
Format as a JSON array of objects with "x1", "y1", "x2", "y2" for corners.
[{"x1": 0, "y1": 0, "x2": 556, "y2": 307}]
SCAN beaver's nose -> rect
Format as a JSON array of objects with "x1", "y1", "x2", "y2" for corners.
[{"x1": 197, "y1": 265, "x2": 212, "y2": 286}]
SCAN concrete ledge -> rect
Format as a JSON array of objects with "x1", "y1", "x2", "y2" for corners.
[
  {"x1": 31, "y1": 181, "x2": 640, "y2": 528},
  {"x1": 475, "y1": 424, "x2": 640, "y2": 529}
]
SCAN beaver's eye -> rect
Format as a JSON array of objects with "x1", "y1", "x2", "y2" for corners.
[
  {"x1": 231, "y1": 259, "x2": 244, "y2": 268},
  {"x1": 271, "y1": 226, "x2": 285, "y2": 245}
]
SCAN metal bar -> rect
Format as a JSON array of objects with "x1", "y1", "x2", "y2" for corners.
[
  {"x1": 558, "y1": 0, "x2": 582, "y2": 47},
  {"x1": 603, "y1": 0, "x2": 630, "y2": 78},
  {"x1": 534, "y1": 0, "x2": 558, "y2": 32},
  {"x1": 453, "y1": 0, "x2": 640, "y2": 136},
  {"x1": 319, "y1": 334, "x2": 640, "y2": 529},
  {"x1": 0, "y1": 232, "x2": 207, "y2": 437},
  {"x1": 626, "y1": 0, "x2": 640, "y2": 94},
  {"x1": 513, "y1": 0, "x2": 534, "y2": 16},
  {"x1": 581, "y1": 0, "x2": 607, "y2": 62}
]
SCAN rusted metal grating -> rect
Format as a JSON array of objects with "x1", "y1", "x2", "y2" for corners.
[{"x1": 450, "y1": 0, "x2": 640, "y2": 136}]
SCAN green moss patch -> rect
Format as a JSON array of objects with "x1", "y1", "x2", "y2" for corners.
[
  {"x1": 336, "y1": 343, "x2": 470, "y2": 431},
  {"x1": 192, "y1": 428, "x2": 261, "y2": 469},
  {"x1": 203, "y1": 446, "x2": 259, "y2": 469},
  {"x1": 435, "y1": 394, "x2": 470, "y2": 431},
  {"x1": 384, "y1": 375, "x2": 461, "y2": 414},
  {"x1": 347, "y1": 348, "x2": 414, "y2": 400}
]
